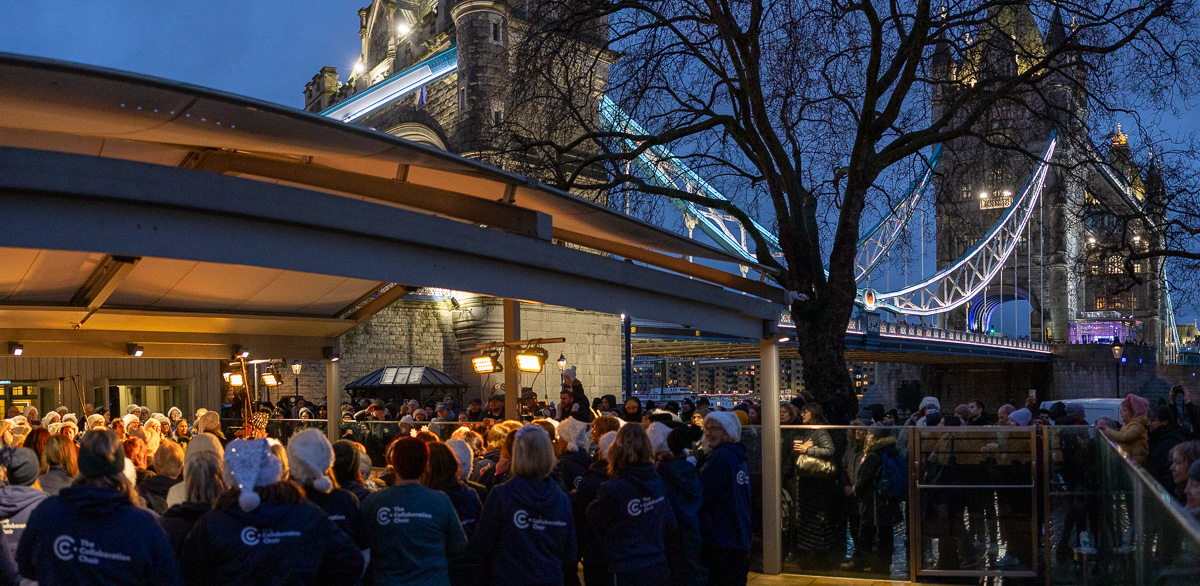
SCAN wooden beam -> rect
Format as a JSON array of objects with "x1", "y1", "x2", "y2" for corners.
[
  {"x1": 0, "y1": 328, "x2": 337, "y2": 360},
  {"x1": 70, "y1": 255, "x2": 140, "y2": 311},
  {"x1": 195, "y1": 151, "x2": 552, "y2": 240},
  {"x1": 554, "y1": 228, "x2": 783, "y2": 302},
  {"x1": 347, "y1": 284, "x2": 414, "y2": 323}
]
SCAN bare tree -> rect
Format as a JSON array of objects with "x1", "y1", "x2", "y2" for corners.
[{"x1": 499, "y1": 0, "x2": 1197, "y2": 404}]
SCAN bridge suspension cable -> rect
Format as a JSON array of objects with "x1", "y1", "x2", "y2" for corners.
[{"x1": 865, "y1": 132, "x2": 1057, "y2": 316}]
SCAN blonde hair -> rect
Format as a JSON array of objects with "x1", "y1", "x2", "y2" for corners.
[
  {"x1": 511, "y1": 425, "x2": 554, "y2": 479},
  {"x1": 183, "y1": 450, "x2": 226, "y2": 504},
  {"x1": 154, "y1": 439, "x2": 185, "y2": 478},
  {"x1": 41, "y1": 434, "x2": 79, "y2": 476},
  {"x1": 487, "y1": 420, "x2": 522, "y2": 450}
]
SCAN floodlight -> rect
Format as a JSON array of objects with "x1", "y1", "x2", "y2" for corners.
[
  {"x1": 233, "y1": 345, "x2": 250, "y2": 359},
  {"x1": 516, "y1": 347, "x2": 549, "y2": 373},
  {"x1": 472, "y1": 350, "x2": 502, "y2": 374},
  {"x1": 323, "y1": 347, "x2": 341, "y2": 362},
  {"x1": 127, "y1": 344, "x2": 144, "y2": 357},
  {"x1": 262, "y1": 368, "x2": 279, "y2": 386},
  {"x1": 229, "y1": 373, "x2": 245, "y2": 387},
  {"x1": 7, "y1": 343, "x2": 22, "y2": 356}
]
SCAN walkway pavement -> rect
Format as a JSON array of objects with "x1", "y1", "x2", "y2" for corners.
[{"x1": 749, "y1": 574, "x2": 909, "y2": 585}]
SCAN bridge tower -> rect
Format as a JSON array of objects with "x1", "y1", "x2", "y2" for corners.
[{"x1": 931, "y1": 5, "x2": 1166, "y2": 351}]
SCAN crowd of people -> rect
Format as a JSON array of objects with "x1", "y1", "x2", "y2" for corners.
[{"x1": 0, "y1": 369, "x2": 758, "y2": 586}]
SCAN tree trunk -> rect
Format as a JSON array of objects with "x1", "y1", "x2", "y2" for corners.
[{"x1": 792, "y1": 300, "x2": 857, "y2": 415}]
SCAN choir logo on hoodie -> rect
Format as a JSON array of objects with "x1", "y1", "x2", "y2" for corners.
[
  {"x1": 512, "y1": 509, "x2": 567, "y2": 530},
  {"x1": 52, "y1": 535, "x2": 131, "y2": 564},
  {"x1": 625, "y1": 496, "x2": 665, "y2": 517},
  {"x1": 239, "y1": 527, "x2": 301, "y2": 546}
]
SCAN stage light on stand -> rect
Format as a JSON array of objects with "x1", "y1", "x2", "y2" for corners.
[
  {"x1": 229, "y1": 373, "x2": 245, "y2": 387},
  {"x1": 516, "y1": 347, "x2": 549, "y2": 373},
  {"x1": 472, "y1": 350, "x2": 502, "y2": 374},
  {"x1": 261, "y1": 367, "x2": 280, "y2": 386}
]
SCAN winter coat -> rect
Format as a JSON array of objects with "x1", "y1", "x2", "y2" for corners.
[
  {"x1": 586, "y1": 463, "x2": 675, "y2": 573},
  {"x1": 1148, "y1": 424, "x2": 1183, "y2": 491},
  {"x1": 0, "y1": 485, "x2": 48, "y2": 556},
  {"x1": 1103, "y1": 414, "x2": 1149, "y2": 465},
  {"x1": 38, "y1": 466, "x2": 72, "y2": 496},
  {"x1": 555, "y1": 449, "x2": 592, "y2": 492},
  {"x1": 441, "y1": 481, "x2": 483, "y2": 539},
  {"x1": 471, "y1": 449, "x2": 502, "y2": 487},
  {"x1": 137, "y1": 474, "x2": 180, "y2": 515},
  {"x1": 181, "y1": 492, "x2": 362, "y2": 586},
  {"x1": 656, "y1": 457, "x2": 704, "y2": 586},
  {"x1": 470, "y1": 474, "x2": 576, "y2": 586},
  {"x1": 17, "y1": 485, "x2": 183, "y2": 585},
  {"x1": 698, "y1": 441, "x2": 752, "y2": 551},
  {"x1": 854, "y1": 436, "x2": 901, "y2": 526},
  {"x1": 571, "y1": 459, "x2": 609, "y2": 567},
  {"x1": 342, "y1": 480, "x2": 373, "y2": 504},
  {"x1": 361, "y1": 483, "x2": 468, "y2": 586},
  {"x1": 158, "y1": 501, "x2": 210, "y2": 559},
  {"x1": 306, "y1": 487, "x2": 365, "y2": 548}
]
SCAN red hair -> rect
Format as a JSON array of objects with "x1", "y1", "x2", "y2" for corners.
[{"x1": 388, "y1": 437, "x2": 429, "y2": 480}]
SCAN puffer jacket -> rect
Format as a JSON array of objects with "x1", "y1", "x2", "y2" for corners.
[{"x1": 1103, "y1": 415, "x2": 1149, "y2": 465}]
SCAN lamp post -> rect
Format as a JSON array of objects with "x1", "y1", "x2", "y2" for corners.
[
  {"x1": 291, "y1": 360, "x2": 302, "y2": 403},
  {"x1": 557, "y1": 353, "x2": 566, "y2": 372},
  {"x1": 1112, "y1": 337, "x2": 1124, "y2": 397}
]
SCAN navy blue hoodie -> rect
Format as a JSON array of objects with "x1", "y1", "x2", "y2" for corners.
[
  {"x1": 180, "y1": 491, "x2": 362, "y2": 586},
  {"x1": 470, "y1": 474, "x2": 576, "y2": 586},
  {"x1": 571, "y1": 459, "x2": 609, "y2": 567},
  {"x1": 585, "y1": 463, "x2": 675, "y2": 573},
  {"x1": 657, "y1": 457, "x2": 705, "y2": 586},
  {"x1": 16, "y1": 485, "x2": 183, "y2": 586},
  {"x1": 698, "y1": 441, "x2": 752, "y2": 551},
  {"x1": 306, "y1": 487, "x2": 366, "y2": 548},
  {"x1": 554, "y1": 450, "x2": 592, "y2": 492},
  {"x1": 0, "y1": 485, "x2": 48, "y2": 557}
]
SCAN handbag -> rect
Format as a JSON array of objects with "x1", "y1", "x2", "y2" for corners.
[{"x1": 794, "y1": 452, "x2": 835, "y2": 478}]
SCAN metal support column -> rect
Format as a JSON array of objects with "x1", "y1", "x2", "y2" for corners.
[
  {"x1": 623, "y1": 314, "x2": 633, "y2": 402},
  {"x1": 504, "y1": 299, "x2": 521, "y2": 421},
  {"x1": 325, "y1": 358, "x2": 340, "y2": 443},
  {"x1": 760, "y1": 328, "x2": 782, "y2": 574}
]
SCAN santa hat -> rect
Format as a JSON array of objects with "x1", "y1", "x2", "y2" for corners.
[
  {"x1": 286, "y1": 429, "x2": 334, "y2": 493},
  {"x1": 557, "y1": 418, "x2": 588, "y2": 453},
  {"x1": 705, "y1": 411, "x2": 741, "y2": 439},
  {"x1": 597, "y1": 431, "x2": 618, "y2": 458},
  {"x1": 648, "y1": 422, "x2": 672, "y2": 454},
  {"x1": 224, "y1": 439, "x2": 284, "y2": 512}
]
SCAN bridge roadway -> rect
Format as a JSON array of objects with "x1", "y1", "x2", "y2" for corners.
[{"x1": 632, "y1": 315, "x2": 1050, "y2": 364}]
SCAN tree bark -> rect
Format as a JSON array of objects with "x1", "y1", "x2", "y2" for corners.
[{"x1": 791, "y1": 298, "x2": 857, "y2": 412}]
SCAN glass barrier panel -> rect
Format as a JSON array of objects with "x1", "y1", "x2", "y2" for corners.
[{"x1": 780, "y1": 425, "x2": 910, "y2": 581}]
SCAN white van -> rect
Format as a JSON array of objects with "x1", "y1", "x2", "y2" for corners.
[{"x1": 1040, "y1": 398, "x2": 1124, "y2": 425}]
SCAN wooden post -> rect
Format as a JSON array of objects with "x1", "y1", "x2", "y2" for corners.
[{"x1": 503, "y1": 299, "x2": 520, "y2": 420}]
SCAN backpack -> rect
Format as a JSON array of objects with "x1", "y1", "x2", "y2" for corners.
[{"x1": 877, "y1": 451, "x2": 907, "y2": 499}]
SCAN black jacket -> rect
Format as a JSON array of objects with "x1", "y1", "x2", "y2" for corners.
[
  {"x1": 181, "y1": 492, "x2": 362, "y2": 586},
  {"x1": 306, "y1": 487, "x2": 365, "y2": 548},
  {"x1": 0, "y1": 485, "x2": 47, "y2": 557},
  {"x1": 571, "y1": 459, "x2": 609, "y2": 566},
  {"x1": 1148, "y1": 424, "x2": 1183, "y2": 491},
  {"x1": 656, "y1": 458, "x2": 704, "y2": 586},
  {"x1": 159, "y1": 501, "x2": 211, "y2": 559},
  {"x1": 555, "y1": 449, "x2": 592, "y2": 492},
  {"x1": 138, "y1": 474, "x2": 181, "y2": 515},
  {"x1": 698, "y1": 441, "x2": 752, "y2": 551},
  {"x1": 586, "y1": 464, "x2": 675, "y2": 573}
]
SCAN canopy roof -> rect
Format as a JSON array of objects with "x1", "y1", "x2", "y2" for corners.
[
  {"x1": 0, "y1": 54, "x2": 784, "y2": 359},
  {"x1": 345, "y1": 366, "x2": 468, "y2": 391}
]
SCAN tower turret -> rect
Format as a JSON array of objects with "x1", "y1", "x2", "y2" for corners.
[{"x1": 451, "y1": 0, "x2": 510, "y2": 156}]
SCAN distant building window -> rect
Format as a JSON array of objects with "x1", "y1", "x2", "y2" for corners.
[
  {"x1": 458, "y1": 87, "x2": 467, "y2": 112},
  {"x1": 491, "y1": 21, "x2": 502, "y2": 44},
  {"x1": 494, "y1": 109, "x2": 503, "y2": 126}
]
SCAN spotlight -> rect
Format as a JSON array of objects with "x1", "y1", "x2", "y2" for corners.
[
  {"x1": 516, "y1": 347, "x2": 549, "y2": 373},
  {"x1": 472, "y1": 350, "x2": 502, "y2": 374},
  {"x1": 229, "y1": 373, "x2": 245, "y2": 387},
  {"x1": 7, "y1": 343, "x2": 22, "y2": 356},
  {"x1": 233, "y1": 345, "x2": 250, "y2": 359},
  {"x1": 323, "y1": 347, "x2": 341, "y2": 362},
  {"x1": 127, "y1": 344, "x2": 144, "y2": 357},
  {"x1": 261, "y1": 368, "x2": 279, "y2": 386}
]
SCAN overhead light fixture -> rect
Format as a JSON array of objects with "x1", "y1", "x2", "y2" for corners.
[
  {"x1": 448, "y1": 296, "x2": 461, "y2": 310},
  {"x1": 229, "y1": 372, "x2": 245, "y2": 387},
  {"x1": 777, "y1": 336, "x2": 791, "y2": 343},
  {"x1": 516, "y1": 347, "x2": 549, "y2": 373},
  {"x1": 233, "y1": 345, "x2": 250, "y2": 359},
  {"x1": 472, "y1": 350, "x2": 503, "y2": 374},
  {"x1": 7, "y1": 343, "x2": 22, "y2": 356},
  {"x1": 323, "y1": 347, "x2": 341, "y2": 362},
  {"x1": 127, "y1": 344, "x2": 144, "y2": 358}
]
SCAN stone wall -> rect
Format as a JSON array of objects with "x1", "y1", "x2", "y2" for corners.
[{"x1": 1049, "y1": 343, "x2": 1161, "y2": 400}]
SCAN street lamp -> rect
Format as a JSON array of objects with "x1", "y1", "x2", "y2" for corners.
[
  {"x1": 557, "y1": 353, "x2": 567, "y2": 371},
  {"x1": 291, "y1": 360, "x2": 302, "y2": 402},
  {"x1": 1112, "y1": 337, "x2": 1124, "y2": 396}
]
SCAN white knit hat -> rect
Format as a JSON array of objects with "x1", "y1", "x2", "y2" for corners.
[
  {"x1": 47, "y1": 422, "x2": 62, "y2": 435},
  {"x1": 286, "y1": 429, "x2": 334, "y2": 493},
  {"x1": 597, "y1": 431, "x2": 618, "y2": 458},
  {"x1": 41, "y1": 412, "x2": 60, "y2": 428},
  {"x1": 122, "y1": 413, "x2": 139, "y2": 428},
  {"x1": 563, "y1": 365, "x2": 577, "y2": 380},
  {"x1": 919, "y1": 396, "x2": 941, "y2": 412},
  {"x1": 126, "y1": 404, "x2": 140, "y2": 414},
  {"x1": 225, "y1": 439, "x2": 283, "y2": 512},
  {"x1": 445, "y1": 438, "x2": 473, "y2": 482},
  {"x1": 704, "y1": 411, "x2": 741, "y2": 439},
  {"x1": 557, "y1": 418, "x2": 588, "y2": 453},
  {"x1": 647, "y1": 422, "x2": 672, "y2": 454},
  {"x1": 63, "y1": 413, "x2": 78, "y2": 424},
  {"x1": 85, "y1": 414, "x2": 104, "y2": 429}
]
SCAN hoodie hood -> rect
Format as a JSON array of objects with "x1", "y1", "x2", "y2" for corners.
[
  {"x1": 714, "y1": 440, "x2": 747, "y2": 462},
  {"x1": 559, "y1": 449, "x2": 591, "y2": 469},
  {"x1": 616, "y1": 463, "x2": 660, "y2": 494},
  {"x1": 58, "y1": 485, "x2": 136, "y2": 516},
  {"x1": 507, "y1": 474, "x2": 563, "y2": 508},
  {"x1": 0, "y1": 484, "x2": 48, "y2": 517},
  {"x1": 162, "y1": 500, "x2": 213, "y2": 520},
  {"x1": 656, "y1": 458, "x2": 702, "y2": 499}
]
